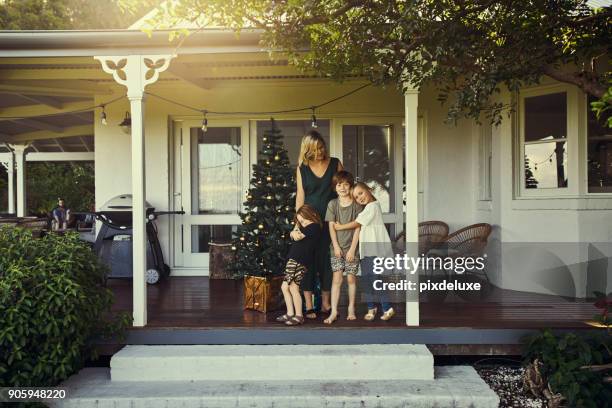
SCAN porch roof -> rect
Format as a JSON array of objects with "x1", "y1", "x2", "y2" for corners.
[{"x1": 0, "y1": 29, "x2": 264, "y2": 57}]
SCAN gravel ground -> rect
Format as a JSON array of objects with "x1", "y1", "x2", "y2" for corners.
[{"x1": 475, "y1": 365, "x2": 547, "y2": 408}]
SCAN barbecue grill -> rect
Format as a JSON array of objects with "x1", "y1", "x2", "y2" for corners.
[{"x1": 92, "y1": 194, "x2": 183, "y2": 284}]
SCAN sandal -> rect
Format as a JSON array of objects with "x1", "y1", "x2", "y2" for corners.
[
  {"x1": 380, "y1": 308, "x2": 395, "y2": 321},
  {"x1": 275, "y1": 313, "x2": 292, "y2": 323},
  {"x1": 285, "y1": 315, "x2": 304, "y2": 326},
  {"x1": 305, "y1": 309, "x2": 317, "y2": 319},
  {"x1": 364, "y1": 307, "x2": 378, "y2": 321}
]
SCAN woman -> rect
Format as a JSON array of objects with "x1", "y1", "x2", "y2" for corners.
[{"x1": 294, "y1": 130, "x2": 343, "y2": 319}]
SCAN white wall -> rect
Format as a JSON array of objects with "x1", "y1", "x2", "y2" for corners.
[
  {"x1": 95, "y1": 79, "x2": 405, "y2": 274},
  {"x1": 484, "y1": 87, "x2": 612, "y2": 298},
  {"x1": 94, "y1": 71, "x2": 612, "y2": 298}
]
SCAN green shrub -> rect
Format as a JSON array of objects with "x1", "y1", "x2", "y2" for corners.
[
  {"x1": 0, "y1": 227, "x2": 130, "y2": 387},
  {"x1": 523, "y1": 329, "x2": 612, "y2": 408}
]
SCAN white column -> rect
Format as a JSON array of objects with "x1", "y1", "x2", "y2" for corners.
[
  {"x1": 0, "y1": 154, "x2": 15, "y2": 214},
  {"x1": 130, "y1": 95, "x2": 147, "y2": 327},
  {"x1": 404, "y1": 89, "x2": 420, "y2": 326},
  {"x1": 95, "y1": 54, "x2": 173, "y2": 327},
  {"x1": 10, "y1": 144, "x2": 28, "y2": 217}
]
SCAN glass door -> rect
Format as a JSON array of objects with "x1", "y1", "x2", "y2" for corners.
[{"x1": 174, "y1": 120, "x2": 249, "y2": 273}]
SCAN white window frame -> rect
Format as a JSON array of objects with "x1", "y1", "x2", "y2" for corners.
[
  {"x1": 170, "y1": 118, "x2": 250, "y2": 274},
  {"x1": 583, "y1": 92, "x2": 612, "y2": 196},
  {"x1": 516, "y1": 84, "x2": 579, "y2": 198}
]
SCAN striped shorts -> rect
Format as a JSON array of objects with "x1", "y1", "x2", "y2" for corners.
[{"x1": 284, "y1": 258, "x2": 307, "y2": 286}]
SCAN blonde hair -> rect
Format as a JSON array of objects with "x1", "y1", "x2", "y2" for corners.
[
  {"x1": 294, "y1": 204, "x2": 323, "y2": 228},
  {"x1": 298, "y1": 130, "x2": 328, "y2": 166},
  {"x1": 353, "y1": 182, "x2": 377, "y2": 202}
]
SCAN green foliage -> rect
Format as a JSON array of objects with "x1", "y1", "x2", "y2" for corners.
[
  {"x1": 593, "y1": 291, "x2": 612, "y2": 328},
  {"x1": 523, "y1": 329, "x2": 612, "y2": 408},
  {"x1": 146, "y1": 0, "x2": 611, "y2": 125},
  {"x1": 231, "y1": 121, "x2": 295, "y2": 278},
  {"x1": 591, "y1": 81, "x2": 612, "y2": 128},
  {"x1": 26, "y1": 162, "x2": 95, "y2": 216},
  {"x1": 0, "y1": 0, "x2": 160, "y2": 30},
  {"x1": 0, "y1": 227, "x2": 131, "y2": 387}
]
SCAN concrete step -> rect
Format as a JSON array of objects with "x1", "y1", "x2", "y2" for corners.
[
  {"x1": 51, "y1": 366, "x2": 499, "y2": 408},
  {"x1": 110, "y1": 344, "x2": 435, "y2": 382}
]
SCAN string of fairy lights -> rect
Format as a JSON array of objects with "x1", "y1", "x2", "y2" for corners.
[{"x1": 1, "y1": 83, "x2": 371, "y2": 141}]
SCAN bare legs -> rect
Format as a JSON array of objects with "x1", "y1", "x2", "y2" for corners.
[
  {"x1": 281, "y1": 281, "x2": 294, "y2": 316},
  {"x1": 282, "y1": 281, "x2": 303, "y2": 318},
  {"x1": 289, "y1": 283, "x2": 303, "y2": 318},
  {"x1": 346, "y1": 274, "x2": 357, "y2": 320},
  {"x1": 324, "y1": 272, "x2": 343, "y2": 324}
]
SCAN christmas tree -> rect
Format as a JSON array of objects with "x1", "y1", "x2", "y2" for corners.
[{"x1": 231, "y1": 120, "x2": 295, "y2": 278}]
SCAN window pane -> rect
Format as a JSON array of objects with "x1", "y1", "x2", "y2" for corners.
[
  {"x1": 524, "y1": 141, "x2": 567, "y2": 189},
  {"x1": 256, "y1": 120, "x2": 330, "y2": 167},
  {"x1": 191, "y1": 127, "x2": 242, "y2": 214},
  {"x1": 343, "y1": 125, "x2": 393, "y2": 212},
  {"x1": 587, "y1": 95, "x2": 612, "y2": 193},
  {"x1": 524, "y1": 92, "x2": 567, "y2": 142},
  {"x1": 191, "y1": 224, "x2": 237, "y2": 253}
]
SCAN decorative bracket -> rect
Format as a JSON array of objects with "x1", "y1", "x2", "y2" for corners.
[{"x1": 94, "y1": 55, "x2": 175, "y2": 99}]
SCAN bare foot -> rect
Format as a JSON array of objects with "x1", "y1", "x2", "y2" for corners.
[
  {"x1": 346, "y1": 307, "x2": 356, "y2": 321},
  {"x1": 324, "y1": 313, "x2": 338, "y2": 324}
]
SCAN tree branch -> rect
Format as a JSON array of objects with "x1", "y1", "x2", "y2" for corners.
[
  {"x1": 301, "y1": 0, "x2": 373, "y2": 25},
  {"x1": 542, "y1": 65, "x2": 607, "y2": 97}
]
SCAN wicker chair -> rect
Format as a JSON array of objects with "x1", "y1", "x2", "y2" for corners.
[
  {"x1": 440, "y1": 223, "x2": 492, "y2": 258},
  {"x1": 418, "y1": 221, "x2": 449, "y2": 255},
  {"x1": 427, "y1": 223, "x2": 493, "y2": 299}
]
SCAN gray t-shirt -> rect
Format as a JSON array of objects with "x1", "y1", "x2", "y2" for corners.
[{"x1": 325, "y1": 199, "x2": 363, "y2": 254}]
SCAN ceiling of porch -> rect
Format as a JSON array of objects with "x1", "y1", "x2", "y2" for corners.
[{"x1": 0, "y1": 52, "x2": 322, "y2": 146}]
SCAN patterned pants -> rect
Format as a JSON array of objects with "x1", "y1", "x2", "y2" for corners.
[{"x1": 284, "y1": 258, "x2": 307, "y2": 286}]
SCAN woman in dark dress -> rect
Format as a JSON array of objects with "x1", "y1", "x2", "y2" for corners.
[{"x1": 293, "y1": 130, "x2": 343, "y2": 318}]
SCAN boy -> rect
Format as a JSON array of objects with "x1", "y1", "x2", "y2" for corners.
[{"x1": 324, "y1": 171, "x2": 362, "y2": 323}]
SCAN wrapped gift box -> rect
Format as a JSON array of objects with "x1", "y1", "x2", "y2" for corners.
[{"x1": 243, "y1": 275, "x2": 283, "y2": 313}]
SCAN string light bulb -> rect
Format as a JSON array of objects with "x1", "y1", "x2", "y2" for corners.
[
  {"x1": 201, "y1": 110, "x2": 208, "y2": 132},
  {"x1": 311, "y1": 106, "x2": 318, "y2": 128},
  {"x1": 100, "y1": 105, "x2": 107, "y2": 126}
]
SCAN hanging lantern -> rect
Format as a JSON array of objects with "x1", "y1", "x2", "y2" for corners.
[
  {"x1": 201, "y1": 110, "x2": 208, "y2": 132},
  {"x1": 119, "y1": 111, "x2": 131, "y2": 134},
  {"x1": 100, "y1": 105, "x2": 107, "y2": 126},
  {"x1": 311, "y1": 106, "x2": 318, "y2": 128}
]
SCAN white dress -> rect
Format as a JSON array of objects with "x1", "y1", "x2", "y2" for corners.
[{"x1": 355, "y1": 201, "x2": 393, "y2": 258}]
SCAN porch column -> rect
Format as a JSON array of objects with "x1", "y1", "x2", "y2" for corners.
[
  {"x1": 9, "y1": 144, "x2": 28, "y2": 217},
  {"x1": 404, "y1": 89, "x2": 420, "y2": 326},
  {"x1": 95, "y1": 55, "x2": 174, "y2": 327},
  {"x1": 0, "y1": 153, "x2": 15, "y2": 214}
]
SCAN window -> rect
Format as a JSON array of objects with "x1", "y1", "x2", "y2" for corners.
[
  {"x1": 256, "y1": 120, "x2": 330, "y2": 167},
  {"x1": 190, "y1": 127, "x2": 242, "y2": 214},
  {"x1": 521, "y1": 91, "x2": 569, "y2": 191},
  {"x1": 587, "y1": 95, "x2": 612, "y2": 193},
  {"x1": 342, "y1": 125, "x2": 394, "y2": 212},
  {"x1": 191, "y1": 224, "x2": 237, "y2": 253}
]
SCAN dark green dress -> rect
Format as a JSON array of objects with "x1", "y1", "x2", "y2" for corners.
[{"x1": 299, "y1": 157, "x2": 339, "y2": 292}]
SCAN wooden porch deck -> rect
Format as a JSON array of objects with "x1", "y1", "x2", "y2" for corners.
[{"x1": 109, "y1": 277, "x2": 599, "y2": 329}]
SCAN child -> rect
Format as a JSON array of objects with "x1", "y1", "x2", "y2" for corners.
[
  {"x1": 276, "y1": 204, "x2": 322, "y2": 326},
  {"x1": 333, "y1": 182, "x2": 395, "y2": 321},
  {"x1": 324, "y1": 171, "x2": 362, "y2": 324}
]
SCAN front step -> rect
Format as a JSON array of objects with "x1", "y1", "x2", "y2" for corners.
[
  {"x1": 52, "y1": 366, "x2": 500, "y2": 408},
  {"x1": 110, "y1": 344, "x2": 435, "y2": 381}
]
